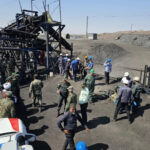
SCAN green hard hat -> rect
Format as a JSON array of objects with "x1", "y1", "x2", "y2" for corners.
[{"x1": 90, "y1": 69, "x2": 95, "y2": 74}]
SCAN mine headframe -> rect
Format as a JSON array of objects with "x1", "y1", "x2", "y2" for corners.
[{"x1": 0, "y1": 9, "x2": 72, "y2": 77}]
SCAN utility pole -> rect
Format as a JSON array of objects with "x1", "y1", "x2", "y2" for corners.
[
  {"x1": 86, "y1": 16, "x2": 88, "y2": 38},
  {"x1": 130, "y1": 24, "x2": 133, "y2": 32},
  {"x1": 58, "y1": 0, "x2": 62, "y2": 52}
]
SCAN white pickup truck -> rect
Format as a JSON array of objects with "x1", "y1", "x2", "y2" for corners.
[{"x1": 0, "y1": 118, "x2": 36, "y2": 150}]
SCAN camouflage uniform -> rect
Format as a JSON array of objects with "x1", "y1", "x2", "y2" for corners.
[
  {"x1": 29, "y1": 79, "x2": 43, "y2": 108},
  {"x1": 84, "y1": 74, "x2": 95, "y2": 103},
  {"x1": 7, "y1": 58, "x2": 16, "y2": 76},
  {"x1": 0, "y1": 95, "x2": 16, "y2": 118},
  {"x1": 65, "y1": 92, "x2": 77, "y2": 112},
  {"x1": 10, "y1": 73, "x2": 20, "y2": 103},
  {"x1": 57, "y1": 81, "x2": 70, "y2": 115}
]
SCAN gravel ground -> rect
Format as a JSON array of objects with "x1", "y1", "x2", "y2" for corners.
[{"x1": 18, "y1": 39, "x2": 150, "y2": 150}]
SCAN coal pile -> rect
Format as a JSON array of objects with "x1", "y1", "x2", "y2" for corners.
[
  {"x1": 118, "y1": 34, "x2": 150, "y2": 48},
  {"x1": 89, "y1": 43, "x2": 127, "y2": 64}
]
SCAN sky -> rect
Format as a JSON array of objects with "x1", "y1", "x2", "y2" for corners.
[{"x1": 0, "y1": 0, "x2": 150, "y2": 34}]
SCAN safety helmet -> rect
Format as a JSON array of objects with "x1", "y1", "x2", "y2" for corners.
[
  {"x1": 85, "y1": 56, "x2": 88, "y2": 59},
  {"x1": 60, "y1": 53, "x2": 62, "y2": 56},
  {"x1": 66, "y1": 54, "x2": 69, "y2": 56},
  {"x1": 124, "y1": 72, "x2": 129, "y2": 77},
  {"x1": 3, "y1": 82, "x2": 11, "y2": 90},
  {"x1": 76, "y1": 57, "x2": 80, "y2": 60},
  {"x1": 90, "y1": 69, "x2": 95, "y2": 74},
  {"x1": 88, "y1": 56, "x2": 92, "y2": 60},
  {"x1": 76, "y1": 141, "x2": 88, "y2": 150},
  {"x1": 107, "y1": 58, "x2": 111, "y2": 62},
  {"x1": 68, "y1": 59, "x2": 71, "y2": 61},
  {"x1": 122, "y1": 78, "x2": 129, "y2": 84},
  {"x1": 133, "y1": 76, "x2": 139, "y2": 81}
]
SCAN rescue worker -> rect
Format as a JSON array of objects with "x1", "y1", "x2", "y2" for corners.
[
  {"x1": 104, "y1": 58, "x2": 112, "y2": 84},
  {"x1": 29, "y1": 74, "x2": 44, "y2": 112},
  {"x1": 7, "y1": 57, "x2": 16, "y2": 76},
  {"x1": 78, "y1": 61, "x2": 84, "y2": 80},
  {"x1": 71, "y1": 58, "x2": 80, "y2": 82},
  {"x1": 65, "y1": 59, "x2": 72, "y2": 79},
  {"x1": 122, "y1": 72, "x2": 133, "y2": 88},
  {"x1": 83, "y1": 56, "x2": 89, "y2": 77},
  {"x1": 57, "y1": 104, "x2": 89, "y2": 150},
  {"x1": 84, "y1": 69, "x2": 95, "y2": 103},
  {"x1": 57, "y1": 79, "x2": 71, "y2": 117},
  {"x1": 79, "y1": 83, "x2": 89, "y2": 125},
  {"x1": 57, "y1": 53, "x2": 65, "y2": 75},
  {"x1": 64, "y1": 54, "x2": 69, "y2": 65},
  {"x1": 113, "y1": 78, "x2": 132, "y2": 123},
  {"x1": 0, "y1": 90, "x2": 16, "y2": 118},
  {"x1": 64, "y1": 86, "x2": 77, "y2": 112},
  {"x1": 10, "y1": 73, "x2": 20, "y2": 103},
  {"x1": 132, "y1": 76, "x2": 142, "y2": 112}
]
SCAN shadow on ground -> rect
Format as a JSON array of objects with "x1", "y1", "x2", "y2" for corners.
[
  {"x1": 32, "y1": 140, "x2": 52, "y2": 150},
  {"x1": 29, "y1": 125, "x2": 49, "y2": 136},
  {"x1": 77, "y1": 116, "x2": 110, "y2": 132},
  {"x1": 88, "y1": 143, "x2": 109, "y2": 150},
  {"x1": 131, "y1": 104, "x2": 150, "y2": 123},
  {"x1": 88, "y1": 116, "x2": 110, "y2": 129}
]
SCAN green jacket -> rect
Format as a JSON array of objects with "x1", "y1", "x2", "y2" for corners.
[
  {"x1": 84, "y1": 74, "x2": 95, "y2": 92},
  {"x1": 29, "y1": 79, "x2": 43, "y2": 95},
  {"x1": 65, "y1": 92, "x2": 77, "y2": 112},
  {"x1": 57, "y1": 81, "x2": 70, "y2": 96},
  {"x1": 132, "y1": 82, "x2": 142, "y2": 99},
  {"x1": 0, "y1": 98, "x2": 15, "y2": 118}
]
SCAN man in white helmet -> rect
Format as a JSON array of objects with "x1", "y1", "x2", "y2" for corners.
[
  {"x1": 122, "y1": 72, "x2": 133, "y2": 88},
  {"x1": 113, "y1": 78, "x2": 132, "y2": 123},
  {"x1": 57, "y1": 53, "x2": 65, "y2": 75}
]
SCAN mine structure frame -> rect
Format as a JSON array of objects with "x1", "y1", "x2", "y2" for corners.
[{"x1": 0, "y1": 9, "x2": 72, "y2": 80}]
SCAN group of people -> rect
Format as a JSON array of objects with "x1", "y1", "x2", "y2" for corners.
[
  {"x1": 113, "y1": 72, "x2": 142, "y2": 123},
  {"x1": 0, "y1": 52, "x2": 143, "y2": 150},
  {"x1": 0, "y1": 72, "x2": 20, "y2": 118},
  {"x1": 56, "y1": 56, "x2": 96, "y2": 150},
  {"x1": 57, "y1": 53, "x2": 94, "y2": 82}
]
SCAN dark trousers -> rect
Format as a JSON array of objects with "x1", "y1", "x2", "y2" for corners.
[
  {"x1": 65, "y1": 70, "x2": 72, "y2": 79},
  {"x1": 105, "y1": 71, "x2": 109, "y2": 84},
  {"x1": 73, "y1": 70, "x2": 77, "y2": 81},
  {"x1": 63, "y1": 131, "x2": 75, "y2": 150},
  {"x1": 57, "y1": 94, "x2": 67, "y2": 112},
  {"x1": 80, "y1": 103, "x2": 88, "y2": 124},
  {"x1": 114, "y1": 102, "x2": 130, "y2": 122}
]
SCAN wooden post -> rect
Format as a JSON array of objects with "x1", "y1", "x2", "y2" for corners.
[
  {"x1": 139, "y1": 70, "x2": 142, "y2": 83},
  {"x1": 148, "y1": 68, "x2": 150, "y2": 88},
  {"x1": 143, "y1": 65, "x2": 148, "y2": 88}
]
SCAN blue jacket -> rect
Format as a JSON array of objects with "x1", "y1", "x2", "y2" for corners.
[{"x1": 71, "y1": 60, "x2": 79, "y2": 71}]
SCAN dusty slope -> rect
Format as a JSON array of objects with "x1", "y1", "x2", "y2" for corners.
[{"x1": 21, "y1": 75, "x2": 150, "y2": 150}]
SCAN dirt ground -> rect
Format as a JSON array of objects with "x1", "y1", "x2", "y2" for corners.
[{"x1": 19, "y1": 39, "x2": 150, "y2": 150}]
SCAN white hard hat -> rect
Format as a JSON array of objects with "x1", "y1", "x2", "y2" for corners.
[
  {"x1": 77, "y1": 57, "x2": 80, "y2": 60},
  {"x1": 133, "y1": 76, "x2": 139, "y2": 81},
  {"x1": 60, "y1": 53, "x2": 62, "y2": 56},
  {"x1": 124, "y1": 72, "x2": 129, "y2": 77},
  {"x1": 122, "y1": 78, "x2": 129, "y2": 84},
  {"x1": 3, "y1": 82, "x2": 11, "y2": 90},
  {"x1": 66, "y1": 54, "x2": 69, "y2": 56},
  {"x1": 68, "y1": 59, "x2": 71, "y2": 61}
]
